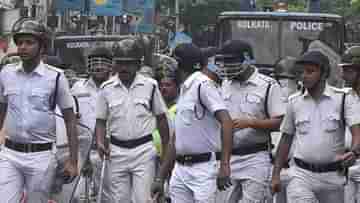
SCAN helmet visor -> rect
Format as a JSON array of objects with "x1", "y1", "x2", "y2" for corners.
[
  {"x1": 88, "y1": 57, "x2": 112, "y2": 74},
  {"x1": 215, "y1": 55, "x2": 252, "y2": 80}
]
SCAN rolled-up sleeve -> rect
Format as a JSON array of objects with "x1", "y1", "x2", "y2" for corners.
[
  {"x1": 280, "y1": 102, "x2": 295, "y2": 135},
  {"x1": 268, "y1": 83, "x2": 287, "y2": 117},
  {"x1": 96, "y1": 90, "x2": 108, "y2": 120},
  {"x1": 200, "y1": 82, "x2": 227, "y2": 114},
  {"x1": 56, "y1": 73, "x2": 74, "y2": 109},
  {"x1": 0, "y1": 71, "x2": 5, "y2": 103},
  {"x1": 152, "y1": 83, "x2": 168, "y2": 116},
  {"x1": 345, "y1": 93, "x2": 360, "y2": 127}
]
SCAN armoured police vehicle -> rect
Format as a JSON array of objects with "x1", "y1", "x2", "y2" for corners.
[{"x1": 216, "y1": 11, "x2": 345, "y2": 86}]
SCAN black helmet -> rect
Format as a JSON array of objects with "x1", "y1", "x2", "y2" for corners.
[
  {"x1": 215, "y1": 40, "x2": 255, "y2": 79},
  {"x1": 87, "y1": 47, "x2": 112, "y2": 74},
  {"x1": 43, "y1": 55, "x2": 65, "y2": 68},
  {"x1": 339, "y1": 46, "x2": 360, "y2": 68},
  {"x1": 274, "y1": 56, "x2": 298, "y2": 79},
  {"x1": 112, "y1": 38, "x2": 143, "y2": 62},
  {"x1": 173, "y1": 43, "x2": 202, "y2": 73},
  {"x1": 296, "y1": 51, "x2": 330, "y2": 78},
  {"x1": 12, "y1": 18, "x2": 50, "y2": 48},
  {"x1": 153, "y1": 53, "x2": 178, "y2": 79}
]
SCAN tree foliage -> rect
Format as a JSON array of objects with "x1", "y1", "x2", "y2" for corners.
[{"x1": 156, "y1": 0, "x2": 359, "y2": 39}]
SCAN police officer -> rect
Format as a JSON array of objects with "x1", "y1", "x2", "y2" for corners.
[
  {"x1": 272, "y1": 56, "x2": 301, "y2": 203},
  {"x1": 338, "y1": 46, "x2": 360, "y2": 203},
  {"x1": 271, "y1": 50, "x2": 360, "y2": 203},
  {"x1": 0, "y1": 18, "x2": 78, "y2": 202},
  {"x1": 214, "y1": 40, "x2": 286, "y2": 202},
  {"x1": 73, "y1": 46, "x2": 113, "y2": 202},
  {"x1": 95, "y1": 37, "x2": 170, "y2": 203},
  {"x1": 151, "y1": 43, "x2": 233, "y2": 203}
]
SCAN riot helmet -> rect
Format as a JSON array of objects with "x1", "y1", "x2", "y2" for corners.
[
  {"x1": 296, "y1": 51, "x2": 330, "y2": 79},
  {"x1": 215, "y1": 40, "x2": 255, "y2": 80},
  {"x1": 274, "y1": 56, "x2": 301, "y2": 96},
  {"x1": 172, "y1": 43, "x2": 202, "y2": 73},
  {"x1": 339, "y1": 46, "x2": 360, "y2": 69},
  {"x1": 112, "y1": 38, "x2": 143, "y2": 63},
  {"x1": 153, "y1": 54, "x2": 178, "y2": 81},
  {"x1": 87, "y1": 47, "x2": 112, "y2": 74},
  {"x1": 201, "y1": 47, "x2": 222, "y2": 78},
  {"x1": 339, "y1": 46, "x2": 360, "y2": 88},
  {"x1": 12, "y1": 18, "x2": 50, "y2": 51},
  {"x1": 43, "y1": 55, "x2": 65, "y2": 68},
  {"x1": 274, "y1": 56, "x2": 298, "y2": 80}
]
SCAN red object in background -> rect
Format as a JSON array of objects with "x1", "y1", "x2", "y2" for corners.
[{"x1": 0, "y1": 38, "x2": 8, "y2": 53}]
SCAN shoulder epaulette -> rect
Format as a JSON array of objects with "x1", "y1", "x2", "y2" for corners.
[
  {"x1": 45, "y1": 64, "x2": 64, "y2": 73},
  {"x1": 258, "y1": 73, "x2": 277, "y2": 85},
  {"x1": 1, "y1": 63, "x2": 17, "y2": 72}
]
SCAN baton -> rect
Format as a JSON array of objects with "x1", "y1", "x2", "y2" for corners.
[{"x1": 97, "y1": 138, "x2": 110, "y2": 203}]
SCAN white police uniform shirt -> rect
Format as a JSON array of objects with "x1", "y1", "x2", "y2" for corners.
[
  {"x1": 0, "y1": 61, "x2": 73, "y2": 143},
  {"x1": 175, "y1": 71, "x2": 227, "y2": 155},
  {"x1": 72, "y1": 78, "x2": 100, "y2": 136},
  {"x1": 55, "y1": 78, "x2": 98, "y2": 147},
  {"x1": 223, "y1": 68, "x2": 285, "y2": 147},
  {"x1": 96, "y1": 73, "x2": 167, "y2": 140},
  {"x1": 281, "y1": 84, "x2": 360, "y2": 184},
  {"x1": 222, "y1": 68, "x2": 286, "y2": 181}
]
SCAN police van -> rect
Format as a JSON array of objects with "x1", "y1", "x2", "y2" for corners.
[{"x1": 215, "y1": 11, "x2": 345, "y2": 86}]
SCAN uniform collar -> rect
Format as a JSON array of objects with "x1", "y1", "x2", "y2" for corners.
[
  {"x1": 85, "y1": 77, "x2": 98, "y2": 89},
  {"x1": 230, "y1": 67, "x2": 259, "y2": 86},
  {"x1": 303, "y1": 83, "x2": 332, "y2": 98},
  {"x1": 245, "y1": 67, "x2": 260, "y2": 85},
  {"x1": 113, "y1": 73, "x2": 146, "y2": 89},
  {"x1": 183, "y1": 71, "x2": 209, "y2": 89},
  {"x1": 17, "y1": 61, "x2": 46, "y2": 76}
]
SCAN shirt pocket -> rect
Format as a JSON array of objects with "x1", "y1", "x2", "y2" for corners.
[
  {"x1": 245, "y1": 93, "x2": 263, "y2": 116},
  {"x1": 323, "y1": 114, "x2": 341, "y2": 133},
  {"x1": 4, "y1": 88, "x2": 20, "y2": 107},
  {"x1": 178, "y1": 103, "x2": 195, "y2": 126},
  {"x1": 109, "y1": 99, "x2": 125, "y2": 118},
  {"x1": 29, "y1": 89, "x2": 50, "y2": 111},
  {"x1": 134, "y1": 98, "x2": 151, "y2": 118},
  {"x1": 295, "y1": 115, "x2": 311, "y2": 135}
]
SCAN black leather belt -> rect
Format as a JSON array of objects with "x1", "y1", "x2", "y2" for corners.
[
  {"x1": 5, "y1": 139, "x2": 52, "y2": 153},
  {"x1": 110, "y1": 134, "x2": 152, "y2": 149},
  {"x1": 294, "y1": 158, "x2": 343, "y2": 173},
  {"x1": 231, "y1": 143, "x2": 269, "y2": 156},
  {"x1": 214, "y1": 143, "x2": 269, "y2": 160},
  {"x1": 176, "y1": 152, "x2": 212, "y2": 165}
]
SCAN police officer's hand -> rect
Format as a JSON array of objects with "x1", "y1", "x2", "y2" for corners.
[
  {"x1": 271, "y1": 174, "x2": 281, "y2": 195},
  {"x1": 150, "y1": 178, "x2": 164, "y2": 199},
  {"x1": 63, "y1": 159, "x2": 78, "y2": 183},
  {"x1": 233, "y1": 119, "x2": 253, "y2": 130},
  {"x1": 97, "y1": 141, "x2": 110, "y2": 160},
  {"x1": 336, "y1": 151, "x2": 357, "y2": 168},
  {"x1": 217, "y1": 164, "x2": 232, "y2": 191}
]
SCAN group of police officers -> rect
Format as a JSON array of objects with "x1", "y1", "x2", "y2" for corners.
[{"x1": 0, "y1": 18, "x2": 360, "y2": 203}]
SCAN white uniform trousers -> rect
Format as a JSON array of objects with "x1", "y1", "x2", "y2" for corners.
[
  {"x1": 286, "y1": 166, "x2": 344, "y2": 203},
  {"x1": 345, "y1": 160, "x2": 360, "y2": 203},
  {"x1": 110, "y1": 141, "x2": 157, "y2": 203},
  {"x1": 270, "y1": 167, "x2": 293, "y2": 203},
  {"x1": 169, "y1": 154, "x2": 217, "y2": 203},
  {"x1": 0, "y1": 147, "x2": 57, "y2": 203}
]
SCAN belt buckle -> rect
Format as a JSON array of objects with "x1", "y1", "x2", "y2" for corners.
[
  {"x1": 25, "y1": 143, "x2": 32, "y2": 153},
  {"x1": 183, "y1": 155, "x2": 193, "y2": 166}
]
